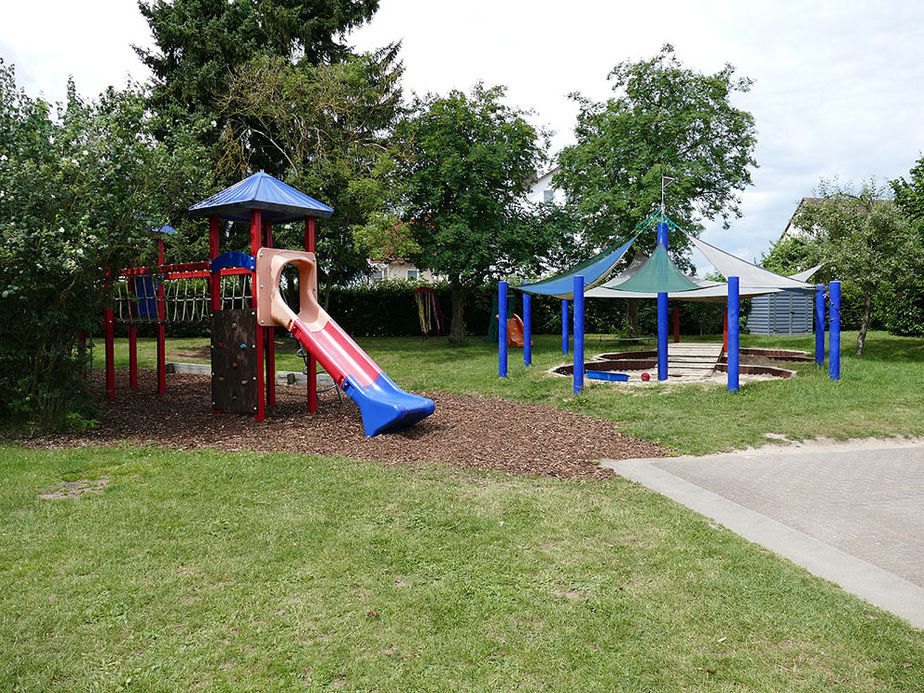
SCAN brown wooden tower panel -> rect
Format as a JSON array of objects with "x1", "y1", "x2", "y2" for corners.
[{"x1": 211, "y1": 309, "x2": 259, "y2": 414}]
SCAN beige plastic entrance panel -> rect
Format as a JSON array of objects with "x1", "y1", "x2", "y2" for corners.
[{"x1": 255, "y1": 248, "x2": 328, "y2": 332}]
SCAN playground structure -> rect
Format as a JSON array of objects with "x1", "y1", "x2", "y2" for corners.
[
  {"x1": 498, "y1": 205, "x2": 842, "y2": 392},
  {"x1": 103, "y1": 172, "x2": 434, "y2": 437}
]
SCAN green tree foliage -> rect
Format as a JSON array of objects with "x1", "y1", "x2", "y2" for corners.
[
  {"x1": 888, "y1": 157, "x2": 924, "y2": 336},
  {"x1": 218, "y1": 48, "x2": 402, "y2": 302},
  {"x1": 0, "y1": 62, "x2": 212, "y2": 432},
  {"x1": 759, "y1": 235, "x2": 823, "y2": 276},
  {"x1": 385, "y1": 84, "x2": 548, "y2": 343},
  {"x1": 555, "y1": 44, "x2": 757, "y2": 260},
  {"x1": 892, "y1": 155, "x2": 924, "y2": 221},
  {"x1": 793, "y1": 181, "x2": 924, "y2": 354},
  {"x1": 136, "y1": 0, "x2": 379, "y2": 132}
]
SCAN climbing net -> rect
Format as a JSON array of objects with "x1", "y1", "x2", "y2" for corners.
[{"x1": 113, "y1": 274, "x2": 253, "y2": 324}]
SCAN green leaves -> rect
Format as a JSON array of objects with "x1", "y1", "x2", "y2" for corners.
[
  {"x1": 0, "y1": 63, "x2": 212, "y2": 430},
  {"x1": 556, "y1": 45, "x2": 757, "y2": 257},
  {"x1": 388, "y1": 84, "x2": 546, "y2": 340}
]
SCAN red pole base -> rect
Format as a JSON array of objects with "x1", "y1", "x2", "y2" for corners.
[{"x1": 307, "y1": 356, "x2": 318, "y2": 413}]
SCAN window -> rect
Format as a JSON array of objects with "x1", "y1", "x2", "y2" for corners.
[
  {"x1": 406, "y1": 269, "x2": 419, "y2": 280},
  {"x1": 372, "y1": 269, "x2": 383, "y2": 281},
  {"x1": 543, "y1": 189, "x2": 554, "y2": 203}
]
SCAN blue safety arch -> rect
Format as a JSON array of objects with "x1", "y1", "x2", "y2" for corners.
[{"x1": 209, "y1": 251, "x2": 256, "y2": 274}]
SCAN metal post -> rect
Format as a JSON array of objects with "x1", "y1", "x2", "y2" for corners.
[
  {"x1": 815, "y1": 285, "x2": 825, "y2": 366},
  {"x1": 728, "y1": 276, "x2": 740, "y2": 392},
  {"x1": 574, "y1": 275, "x2": 584, "y2": 395},
  {"x1": 305, "y1": 216, "x2": 317, "y2": 413},
  {"x1": 251, "y1": 209, "x2": 264, "y2": 421},
  {"x1": 498, "y1": 282, "x2": 508, "y2": 378},
  {"x1": 829, "y1": 281, "x2": 841, "y2": 381},
  {"x1": 522, "y1": 292, "x2": 532, "y2": 366},
  {"x1": 561, "y1": 299, "x2": 569, "y2": 355},
  {"x1": 657, "y1": 220, "x2": 669, "y2": 381},
  {"x1": 657, "y1": 293, "x2": 668, "y2": 381},
  {"x1": 673, "y1": 307, "x2": 680, "y2": 343}
]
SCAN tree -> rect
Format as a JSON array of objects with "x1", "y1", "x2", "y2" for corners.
[
  {"x1": 892, "y1": 155, "x2": 924, "y2": 222},
  {"x1": 0, "y1": 62, "x2": 212, "y2": 431},
  {"x1": 793, "y1": 180, "x2": 924, "y2": 355},
  {"x1": 218, "y1": 47, "x2": 403, "y2": 303},
  {"x1": 887, "y1": 157, "x2": 924, "y2": 336},
  {"x1": 135, "y1": 0, "x2": 379, "y2": 132},
  {"x1": 555, "y1": 44, "x2": 757, "y2": 257},
  {"x1": 384, "y1": 84, "x2": 547, "y2": 343}
]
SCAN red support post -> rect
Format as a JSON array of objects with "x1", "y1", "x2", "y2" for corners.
[
  {"x1": 156, "y1": 238, "x2": 167, "y2": 395},
  {"x1": 209, "y1": 215, "x2": 221, "y2": 311},
  {"x1": 722, "y1": 308, "x2": 729, "y2": 354},
  {"x1": 305, "y1": 216, "x2": 317, "y2": 413},
  {"x1": 673, "y1": 307, "x2": 680, "y2": 344},
  {"x1": 263, "y1": 222, "x2": 276, "y2": 407},
  {"x1": 251, "y1": 209, "x2": 265, "y2": 421}
]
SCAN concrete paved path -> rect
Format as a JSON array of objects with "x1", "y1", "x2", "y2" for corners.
[{"x1": 601, "y1": 438, "x2": 924, "y2": 630}]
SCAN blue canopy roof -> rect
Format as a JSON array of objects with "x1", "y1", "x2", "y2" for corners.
[
  {"x1": 152, "y1": 224, "x2": 176, "y2": 235},
  {"x1": 518, "y1": 236, "x2": 636, "y2": 300},
  {"x1": 189, "y1": 172, "x2": 334, "y2": 223}
]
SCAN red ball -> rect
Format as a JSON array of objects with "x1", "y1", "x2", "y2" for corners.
[{"x1": 641, "y1": 372, "x2": 651, "y2": 382}]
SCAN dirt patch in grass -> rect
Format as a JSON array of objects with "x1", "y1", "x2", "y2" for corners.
[
  {"x1": 37, "y1": 477, "x2": 109, "y2": 500},
  {"x1": 30, "y1": 370, "x2": 668, "y2": 480}
]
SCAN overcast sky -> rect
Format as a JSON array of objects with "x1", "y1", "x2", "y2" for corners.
[{"x1": 2, "y1": 0, "x2": 923, "y2": 271}]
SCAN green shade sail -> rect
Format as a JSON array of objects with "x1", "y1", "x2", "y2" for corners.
[{"x1": 605, "y1": 244, "x2": 701, "y2": 294}]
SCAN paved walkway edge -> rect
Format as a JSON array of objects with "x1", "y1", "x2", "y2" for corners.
[{"x1": 601, "y1": 459, "x2": 924, "y2": 630}]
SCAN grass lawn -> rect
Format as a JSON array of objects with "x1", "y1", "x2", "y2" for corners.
[
  {"x1": 110, "y1": 330, "x2": 924, "y2": 454},
  {"x1": 2, "y1": 445, "x2": 923, "y2": 690}
]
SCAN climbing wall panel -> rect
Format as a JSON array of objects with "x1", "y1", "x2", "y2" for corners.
[{"x1": 211, "y1": 309, "x2": 258, "y2": 414}]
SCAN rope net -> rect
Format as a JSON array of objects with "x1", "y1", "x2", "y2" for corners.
[{"x1": 114, "y1": 274, "x2": 253, "y2": 324}]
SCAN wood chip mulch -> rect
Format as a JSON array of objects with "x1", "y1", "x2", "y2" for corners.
[{"x1": 29, "y1": 370, "x2": 668, "y2": 480}]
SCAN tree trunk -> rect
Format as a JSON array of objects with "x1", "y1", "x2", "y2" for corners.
[
  {"x1": 449, "y1": 283, "x2": 467, "y2": 344},
  {"x1": 626, "y1": 299, "x2": 639, "y2": 337},
  {"x1": 856, "y1": 291, "x2": 872, "y2": 356}
]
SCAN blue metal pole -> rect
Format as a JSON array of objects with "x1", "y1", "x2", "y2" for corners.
[
  {"x1": 657, "y1": 293, "x2": 669, "y2": 381},
  {"x1": 656, "y1": 220, "x2": 669, "y2": 248},
  {"x1": 656, "y1": 220, "x2": 670, "y2": 381},
  {"x1": 498, "y1": 282, "x2": 508, "y2": 378},
  {"x1": 522, "y1": 292, "x2": 532, "y2": 366},
  {"x1": 573, "y1": 275, "x2": 584, "y2": 395},
  {"x1": 815, "y1": 284, "x2": 825, "y2": 366},
  {"x1": 561, "y1": 299, "x2": 569, "y2": 355},
  {"x1": 829, "y1": 281, "x2": 841, "y2": 381},
  {"x1": 728, "y1": 276, "x2": 740, "y2": 392}
]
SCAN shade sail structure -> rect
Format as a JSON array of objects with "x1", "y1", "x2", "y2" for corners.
[
  {"x1": 687, "y1": 234, "x2": 814, "y2": 292},
  {"x1": 604, "y1": 244, "x2": 702, "y2": 294},
  {"x1": 586, "y1": 252, "x2": 722, "y2": 299},
  {"x1": 189, "y1": 172, "x2": 334, "y2": 223},
  {"x1": 790, "y1": 264, "x2": 823, "y2": 283},
  {"x1": 517, "y1": 236, "x2": 635, "y2": 300}
]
